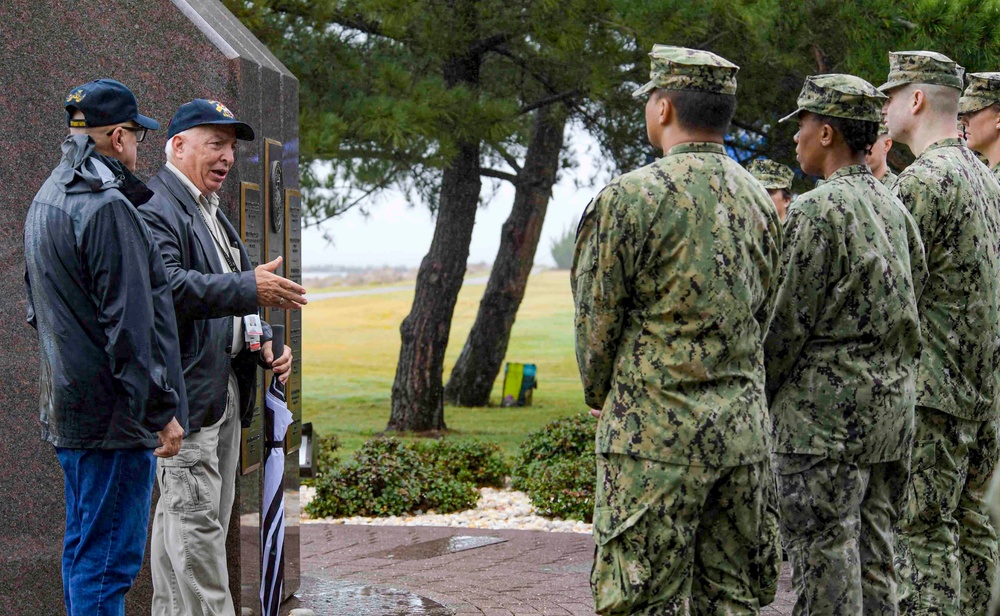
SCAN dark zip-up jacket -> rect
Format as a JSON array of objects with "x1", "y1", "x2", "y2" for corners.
[
  {"x1": 24, "y1": 135, "x2": 188, "y2": 449},
  {"x1": 140, "y1": 165, "x2": 271, "y2": 432}
]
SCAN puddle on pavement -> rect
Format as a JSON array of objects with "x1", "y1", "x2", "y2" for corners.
[
  {"x1": 367, "y1": 535, "x2": 507, "y2": 561},
  {"x1": 291, "y1": 577, "x2": 453, "y2": 616}
]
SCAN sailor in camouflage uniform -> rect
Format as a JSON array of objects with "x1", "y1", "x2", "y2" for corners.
[
  {"x1": 866, "y1": 120, "x2": 899, "y2": 189},
  {"x1": 880, "y1": 51, "x2": 1000, "y2": 616},
  {"x1": 765, "y1": 74, "x2": 927, "y2": 616},
  {"x1": 749, "y1": 158, "x2": 794, "y2": 220},
  {"x1": 959, "y1": 72, "x2": 1000, "y2": 179},
  {"x1": 572, "y1": 45, "x2": 783, "y2": 615}
]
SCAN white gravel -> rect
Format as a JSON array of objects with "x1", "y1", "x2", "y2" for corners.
[{"x1": 300, "y1": 486, "x2": 593, "y2": 534}]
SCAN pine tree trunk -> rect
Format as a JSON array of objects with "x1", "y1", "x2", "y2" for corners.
[
  {"x1": 443, "y1": 106, "x2": 567, "y2": 406},
  {"x1": 387, "y1": 50, "x2": 482, "y2": 433}
]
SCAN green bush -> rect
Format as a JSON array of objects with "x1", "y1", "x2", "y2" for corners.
[
  {"x1": 304, "y1": 437, "x2": 486, "y2": 518},
  {"x1": 519, "y1": 456, "x2": 595, "y2": 522},
  {"x1": 550, "y1": 225, "x2": 575, "y2": 270},
  {"x1": 512, "y1": 413, "x2": 596, "y2": 522},
  {"x1": 415, "y1": 438, "x2": 510, "y2": 488}
]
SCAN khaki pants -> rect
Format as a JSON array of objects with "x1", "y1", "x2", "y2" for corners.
[{"x1": 151, "y1": 372, "x2": 241, "y2": 616}]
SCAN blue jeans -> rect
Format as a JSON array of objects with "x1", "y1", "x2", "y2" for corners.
[{"x1": 56, "y1": 447, "x2": 156, "y2": 616}]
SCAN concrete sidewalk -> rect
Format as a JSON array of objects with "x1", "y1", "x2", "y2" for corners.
[{"x1": 293, "y1": 523, "x2": 795, "y2": 615}]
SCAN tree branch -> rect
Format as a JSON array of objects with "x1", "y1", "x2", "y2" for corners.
[
  {"x1": 489, "y1": 143, "x2": 523, "y2": 173},
  {"x1": 480, "y1": 168, "x2": 519, "y2": 184},
  {"x1": 519, "y1": 89, "x2": 582, "y2": 115}
]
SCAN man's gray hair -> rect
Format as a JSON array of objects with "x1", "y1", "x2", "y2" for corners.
[{"x1": 164, "y1": 129, "x2": 195, "y2": 162}]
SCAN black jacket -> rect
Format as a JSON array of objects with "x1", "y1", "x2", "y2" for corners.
[
  {"x1": 24, "y1": 135, "x2": 188, "y2": 449},
  {"x1": 139, "y1": 165, "x2": 270, "y2": 432}
]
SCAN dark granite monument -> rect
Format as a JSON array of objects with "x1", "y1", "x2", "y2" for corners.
[{"x1": 0, "y1": 1, "x2": 302, "y2": 613}]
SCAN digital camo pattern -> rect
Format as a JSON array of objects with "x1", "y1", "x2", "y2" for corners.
[
  {"x1": 749, "y1": 158, "x2": 793, "y2": 191},
  {"x1": 572, "y1": 142, "x2": 783, "y2": 467},
  {"x1": 764, "y1": 164, "x2": 926, "y2": 463},
  {"x1": 879, "y1": 50, "x2": 964, "y2": 92},
  {"x1": 776, "y1": 455, "x2": 908, "y2": 616},
  {"x1": 631, "y1": 44, "x2": 738, "y2": 98},
  {"x1": 892, "y1": 138, "x2": 1000, "y2": 422},
  {"x1": 881, "y1": 168, "x2": 898, "y2": 190},
  {"x1": 959, "y1": 72, "x2": 1000, "y2": 115},
  {"x1": 591, "y1": 453, "x2": 776, "y2": 614},
  {"x1": 896, "y1": 407, "x2": 999, "y2": 616},
  {"x1": 780, "y1": 74, "x2": 886, "y2": 124}
]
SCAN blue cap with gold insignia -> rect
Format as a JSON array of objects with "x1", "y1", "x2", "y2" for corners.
[
  {"x1": 64, "y1": 79, "x2": 160, "y2": 130},
  {"x1": 167, "y1": 99, "x2": 255, "y2": 141}
]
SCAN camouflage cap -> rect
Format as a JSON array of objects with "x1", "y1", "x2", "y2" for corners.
[
  {"x1": 749, "y1": 159, "x2": 794, "y2": 191},
  {"x1": 878, "y1": 119, "x2": 889, "y2": 135},
  {"x1": 779, "y1": 74, "x2": 887, "y2": 123},
  {"x1": 878, "y1": 51, "x2": 965, "y2": 93},
  {"x1": 959, "y1": 72, "x2": 1000, "y2": 115},
  {"x1": 632, "y1": 44, "x2": 738, "y2": 98}
]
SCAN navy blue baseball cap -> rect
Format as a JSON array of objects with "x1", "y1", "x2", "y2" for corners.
[
  {"x1": 167, "y1": 99, "x2": 255, "y2": 141},
  {"x1": 64, "y1": 79, "x2": 160, "y2": 130}
]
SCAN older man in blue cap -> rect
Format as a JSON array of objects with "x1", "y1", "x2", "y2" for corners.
[
  {"x1": 140, "y1": 99, "x2": 305, "y2": 616},
  {"x1": 24, "y1": 78, "x2": 188, "y2": 616}
]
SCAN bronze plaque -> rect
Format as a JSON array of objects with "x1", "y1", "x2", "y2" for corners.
[
  {"x1": 285, "y1": 189, "x2": 302, "y2": 453},
  {"x1": 238, "y1": 182, "x2": 263, "y2": 475}
]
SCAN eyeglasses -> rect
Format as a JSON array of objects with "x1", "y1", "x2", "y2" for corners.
[{"x1": 106, "y1": 125, "x2": 147, "y2": 143}]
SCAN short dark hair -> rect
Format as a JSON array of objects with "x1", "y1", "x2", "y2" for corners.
[
  {"x1": 815, "y1": 114, "x2": 879, "y2": 156},
  {"x1": 658, "y1": 89, "x2": 737, "y2": 134},
  {"x1": 769, "y1": 188, "x2": 792, "y2": 202}
]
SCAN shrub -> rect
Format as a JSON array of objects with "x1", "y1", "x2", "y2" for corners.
[
  {"x1": 512, "y1": 413, "x2": 596, "y2": 522},
  {"x1": 550, "y1": 225, "x2": 575, "y2": 269},
  {"x1": 415, "y1": 438, "x2": 510, "y2": 488},
  {"x1": 304, "y1": 437, "x2": 482, "y2": 519},
  {"x1": 306, "y1": 438, "x2": 427, "y2": 518},
  {"x1": 519, "y1": 456, "x2": 595, "y2": 522},
  {"x1": 316, "y1": 432, "x2": 341, "y2": 471}
]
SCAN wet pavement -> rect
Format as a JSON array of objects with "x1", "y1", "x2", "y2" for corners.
[{"x1": 294, "y1": 523, "x2": 797, "y2": 615}]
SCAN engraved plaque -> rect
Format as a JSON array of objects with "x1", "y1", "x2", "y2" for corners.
[
  {"x1": 285, "y1": 189, "x2": 302, "y2": 453},
  {"x1": 239, "y1": 182, "x2": 263, "y2": 475},
  {"x1": 240, "y1": 182, "x2": 263, "y2": 268}
]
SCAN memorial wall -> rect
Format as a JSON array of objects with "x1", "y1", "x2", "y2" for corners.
[{"x1": 0, "y1": 1, "x2": 301, "y2": 613}]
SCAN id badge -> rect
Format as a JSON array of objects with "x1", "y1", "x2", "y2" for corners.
[{"x1": 244, "y1": 315, "x2": 263, "y2": 352}]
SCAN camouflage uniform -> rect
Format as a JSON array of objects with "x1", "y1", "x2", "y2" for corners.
[
  {"x1": 875, "y1": 121, "x2": 899, "y2": 190},
  {"x1": 880, "y1": 51, "x2": 1000, "y2": 616},
  {"x1": 766, "y1": 74, "x2": 927, "y2": 616},
  {"x1": 959, "y1": 72, "x2": 1000, "y2": 180},
  {"x1": 574, "y1": 45, "x2": 783, "y2": 615}
]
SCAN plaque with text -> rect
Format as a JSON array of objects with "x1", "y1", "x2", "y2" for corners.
[
  {"x1": 240, "y1": 182, "x2": 263, "y2": 268},
  {"x1": 285, "y1": 189, "x2": 302, "y2": 453},
  {"x1": 239, "y1": 182, "x2": 263, "y2": 475}
]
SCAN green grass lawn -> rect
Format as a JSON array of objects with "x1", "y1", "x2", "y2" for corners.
[{"x1": 302, "y1": 270, "x2": 586, "y2": 460}]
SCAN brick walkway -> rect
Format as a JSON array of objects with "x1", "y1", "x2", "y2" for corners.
[{"x1": 295, "y1": 523, "x2": 795, "y2": 615}]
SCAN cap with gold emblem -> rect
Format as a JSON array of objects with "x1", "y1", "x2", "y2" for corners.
[
  {"x1": 878, "y1": 51, "x2": 965, "y2": 93},
  {"x1": 779, "y1": 74, "x2": 887, "y2": 124},
  {"x1": 64, "y1": 79, "x2": 160, "y2": 130},
  {"x1": 167, "y1": 99, "x2": 255, "y2": 141},
  {"x1": 632, "y1": 45, "x2": 739, "y2": 98},
  {"x1": 749, "y1": 159, "x2": 794, "y2": 191},
  {"x1": 959, "y1": 72, "x2": 1000, "y2": 115}
]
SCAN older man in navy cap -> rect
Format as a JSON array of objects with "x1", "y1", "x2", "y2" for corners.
[
  {"x1": 140, "y1": 99, "x2": 305, "y2": 616},
  {"x1": 25, "y1": 79, "x2": 188, "y2": 616}
]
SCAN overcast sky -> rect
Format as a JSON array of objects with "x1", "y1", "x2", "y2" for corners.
[{"x1": 301, "y1": 131, "x2": 609, "y2": 269}]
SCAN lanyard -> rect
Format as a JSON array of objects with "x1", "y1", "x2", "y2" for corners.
[{"x1": 198, "y1": 205, "x2": 240, "y2": 274}]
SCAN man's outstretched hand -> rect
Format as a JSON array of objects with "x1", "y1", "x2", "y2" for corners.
[{"x1": 255, "y1": 257, "x2": 307, "y2": 309}]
